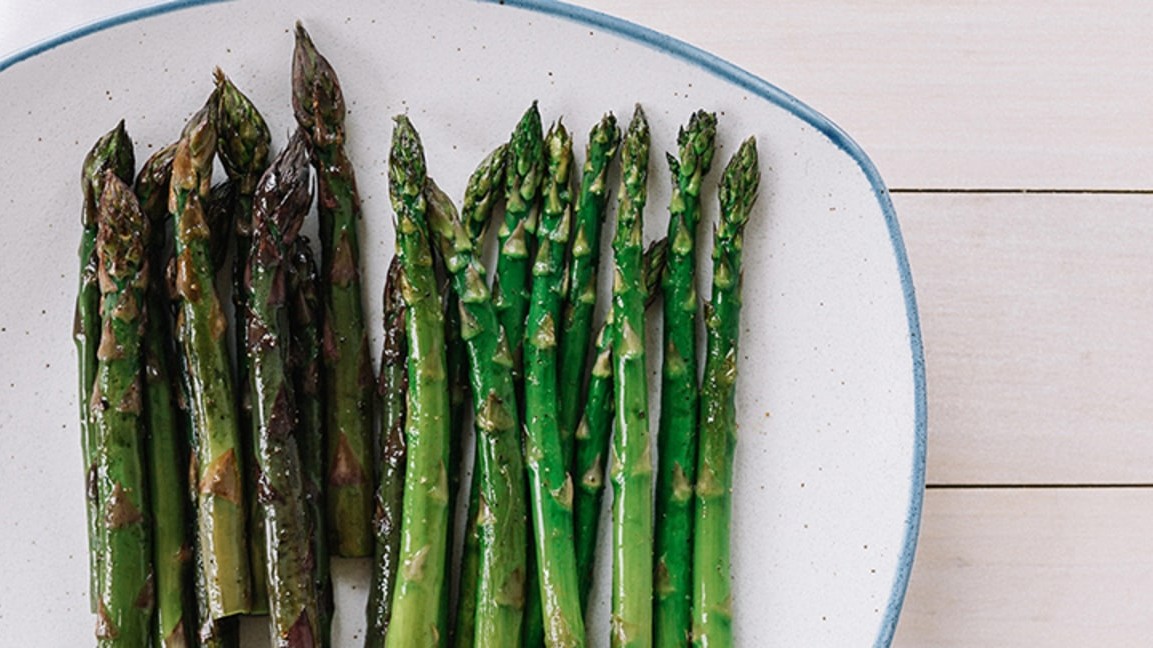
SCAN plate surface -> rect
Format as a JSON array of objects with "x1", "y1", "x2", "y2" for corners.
[{"x1": 0, "y1": 1, "x2": 925, "y2": 645}]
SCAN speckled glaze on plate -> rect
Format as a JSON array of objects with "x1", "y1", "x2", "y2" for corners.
[{"x1": 0, "y1": 1, "x2": 925, "y2": 645}]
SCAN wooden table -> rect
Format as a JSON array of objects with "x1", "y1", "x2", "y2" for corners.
[
  {"x1": 7, "y1": 2, "x2": 1151, "y2": 645},
  {"x1": 571, "y1": 2, "x2": 1153, "y2": 645}
]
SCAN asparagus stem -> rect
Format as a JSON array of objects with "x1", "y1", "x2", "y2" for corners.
[
  {"x1": 292, "y1": 22, "x2": 376, "y2": 558},
  {"x1": 452, "y1": 146, "x2": 510, "y2": 648},
  {"x1": 654, "y1": 110, "x2": 717, "y2": 648},
  {"x1": 366, "y1": 256, "x2": 408, "y2": 648},
  {"x1": 172, "y1": 102, "x2": 253, "y2": 619},
  {"x1": 521, "y1": 122, "x2": 586, "y2": 648},
  {"x1": 691, "y1": 137, "x2": 759, "y2": 648},
  {"x1": 493, "y1": 102, "x2": 545, "y2": 389},
  {"x1": 384, "y1": 115, "x2": 453, "y2": 648},
  {"x1": 289, "y1": 238, "x2": 332, "y2": 645},
  {"x1": 246, "y1": 129, "x2": 322, "y2": 646},
  {"x1": 497, "y1": 102, "x2": 546, "y2": 648},
  {"x1": 134, "y1": 142, "x2": 195, "y2": 648},
  {"x1": 572, "y1": 238, "x2": 666, "y2": 610},
  {"x1": 78, "y1": 122, "x2": 136, "y2": 613},
  {"x1": 556, "y1": 113, "x2": 620, "y2": 471},
  {"x1": 610, "y1": 105, "x2": 652, "y2": 648},
  {"x1": 425, "y1": 179, "x2": 529, "y2": 648},
  {"x1": 214, "y1": 69, "x2": 273, "y2": 617},
  {"x1": 92, "y1": 173, "x2": 154, "y2": 646}
]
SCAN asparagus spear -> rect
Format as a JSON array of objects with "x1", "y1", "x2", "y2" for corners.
[
  {"x1": 245, "y1": 129, "x2": 322, "y2": 646},
  {"x1": 132, "y1": 143, "x2": 195, "y2": 648},
  {"x1": 138, "y1": 140, "x2": 242, "y2": 648},
  {"x1": 92, "y1": 173, "x2": 153, "y2": 646},
  {"x1": 78, "y1": 122, "x2": 136, "y2": 613},
  {"x1": 214, "y1": 70, "x2": 274, "y2": 612},
  {"x1": 493, "y1": 102, "x2": 545, "y2": 388},
  {"x1": 172, "y1": 102, "x2": 253, "y2": 619},
  {"x1": 425, "y1": 179, "x2": 529, "y2": 648},
  {"x1": 572, "y1": 238, "x2": 666, "y2": 610},
  {"x1": 556, "y1": 113, "x2": 620, "y2": 470},
  {"x1": 366, "y1": 256, "x2": 407, "y2": 648},
  {"x1": 292, "y1": 22, "x2": 376, "y2": 558},
  {"x1": 289, "y1": 238, "x2": 332, "y2": 645},
  {"x1": 692, "y1": 137, "x2": 759, "y2": 648},
  {"x1": 610, "y1": 105, "x2": 652, "y2": 648},
  {"x1": 520, "y1": 122, "x2": 587, "y2": 648},
  {"x1": 451, "y1": 144, "x2": 508, "y2": 648},
  {"x1": 384, "y1": 115, "x2": 452, "y2": 647},
  {"x1": 654, "y1": 110, "x2": 717, "y2": 647}
]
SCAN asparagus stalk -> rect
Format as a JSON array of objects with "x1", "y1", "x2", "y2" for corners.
[
  {"x1": 292, "y1": 23, "x2": 376, "y2": 558},
  {"x1": 451, "y1": 145, "x2": 508, "y2": 648},
  {"x1": 246, "y1": 129, "x2": 322, "y2": 646},
  {"x1": 92, "y1": 173, "x2": 154, "y2": 646},
  {"x1": 78, "y1": 122, "x2": 136, "y2": 613},
  {"x1": 289, "y1": 238, "x2": 332, "y2": 645},
  {"x1": 610, "y1": 105, "x2": 652, "y2": 648},
  {"x1": 493, "y1": 102, "x2": 545, "y2": 388},
  {"x1": 366, "y1": 256, "x2": 408, "y2": 648},
  {"x1": 214, "y1": 70, "x2": 274, "y2": 612},
  {"x1": 133, "y1": 143, "x2": 196, "y2": 648},
  {"x1": 572, "y1": 238, "x2": 666, "y2": 609},
  {"x1": 654, "y1": 110, "x2": 717, "y2": 647},
  {"x1": 556, "y1": 113, "x2": 620, "y2": 470},
  {"x1": 172, "y1": 102, "x2": 253, "y2": 619},
  {"x1": 425, "y1": 179, "x2": 529, "y2": 648},
  {"x1": 384, "y1": 115, "x2": 452, "y2": 647},
  {"x1": 138, "y1": 140, "x2": 242, "y2": 648},
  {"x1": 520, "y1": 122, "x2": 587, "y2": 648},
  {"x1": 692, "y1": 137, "x2": 759, "y2": 648},
  {"x1": 501, "y1": 102, "x2": 546, "y2": 648}
]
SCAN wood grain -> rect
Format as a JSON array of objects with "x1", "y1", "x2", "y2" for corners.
[
  {"x1": 575, "y1": 0, "x2": 1153, "y2": 190},
  {"x1": 893, "y1": 488, "x2": 1153, "y2": 647},
  {"x1": 897, "y1": 192, "x2": 1153, "y2": 485}
]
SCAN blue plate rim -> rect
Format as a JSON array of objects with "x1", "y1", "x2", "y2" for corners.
[{"x1": 0, "y1": 1, "x2": 927, "y2": 646}]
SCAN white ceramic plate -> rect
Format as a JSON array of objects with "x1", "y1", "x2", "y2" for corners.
[{"x1": 0, "y1": 1, "x2": 925, "y2": 645}]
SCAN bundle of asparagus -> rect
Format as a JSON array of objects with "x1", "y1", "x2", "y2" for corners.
[{"x1": 75, "y1": 21, "x2": 761, "y2": 648}]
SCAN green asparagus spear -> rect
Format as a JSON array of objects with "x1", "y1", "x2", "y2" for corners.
[
  {"x1": 289, "y1": 238, "x2": 332, "y2": 645},
  {"x1": 572, "y1": 238, "x2": 666, "y2": 610},
  {"x1": 493, "y1": 102, "x2": 545, "y2": 388},
  {"x1": 138, "y1": 140, "x2": 241, "y2": 648},
  {"x1": 134, "y1": 144, "x2": 195, "y2": 648},
  {"x1": 425, "y1": 179, "x2": 529, "y2": 648},
  {"x1": 384, "y1": 115, "x2": 453, "y2": 648},
  {"x1": 214, "y1": 70, "x2": 274, "y2": 612},
  {"x1": 557, "y1": 113, "x2": 620, "y2": 471},
  {"x1": 366, "y1": 256, "x2": 407, "y2": 648},
  {"x1": 692, "y1": 137, "x2": 758, "y2": 648},
  {"x1": 172, "y1": 102, "x2": 253, "y2": 619},
  {"x1": 452, "y1": 145, "x2": 509, "y2": 648},
  {"x1": 654, "y1": 110, "x2": 717, "y2": 648},
  {"x1": 441, "y1": 271, "x2": 469, "y2": 640},
  {"x1": 292, "y1": 23, "x2": 376, "y2": 558},
  {"x1": 246, "y1": 129, "x2": 322, "y2": 646},
  {"x1": 78, "y1": 122, "x2": 136, "y2": 613},
  {"x1": 521, "y1": 122, "x2": 587, "y2": 648},
  {"x1": 610, "y1": 105, "x2": 652, "y2": 648},
  {"x1": 92, "y1": 173, "x2": 154, "y2": 646},
  {"x1": 461, "y1": 143, "x2": 508, "y2": 244}
]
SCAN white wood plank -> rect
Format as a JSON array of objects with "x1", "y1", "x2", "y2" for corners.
[
  {"x1": 897, "y1": 192, "x2": 1153, "y2": 485},
  {"x1": 573, "y1": 1, "x2": 1153, "y2": 190},
  {"x1": 893, "y1": 488, "x2": 1153, "y2": 647}
]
